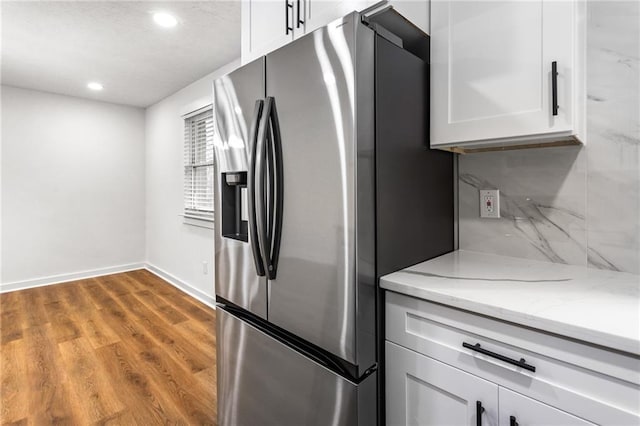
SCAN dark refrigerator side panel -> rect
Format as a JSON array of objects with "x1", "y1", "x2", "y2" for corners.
[
  {"x1": 354, "y1": 19, "x2": 378, "y2": 426},
  {"x1": 374, "y1": 34, "x2": 455, "y2": 426},
  {"x1": 354, "y1": 15, "x2": 377, "y2": 378},
  {"x1": 375, "y1": 36, "x2": 454, "y2": 277}
]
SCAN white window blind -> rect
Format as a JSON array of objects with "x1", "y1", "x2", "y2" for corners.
[{"x1": 184, "y1": 109, "x2": 214, "y2": 219}]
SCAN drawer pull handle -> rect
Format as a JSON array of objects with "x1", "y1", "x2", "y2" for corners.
[
  {"x1": 510, "y1": 416, "x2": 519, "y2": 426},
  {"x1": 476, "y1": 401, "x2": 485, "y2": 426},
  {"x1": 463, "y1": 342, "x2": 536, "y2": 372}
]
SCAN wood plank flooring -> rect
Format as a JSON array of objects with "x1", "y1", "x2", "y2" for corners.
[{"x1": 0, "y1": 270, "x2": 217, "y2": 425}]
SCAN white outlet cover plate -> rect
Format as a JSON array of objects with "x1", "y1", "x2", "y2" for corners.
[{"x1": 480, "y1": 189, "x2": 500, "y2": 218}]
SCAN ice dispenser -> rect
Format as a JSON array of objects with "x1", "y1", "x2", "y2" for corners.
[{"x1": 221, "y1": 171, "x2": 248, "y2": 242}]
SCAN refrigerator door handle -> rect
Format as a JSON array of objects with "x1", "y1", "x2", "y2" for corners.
[
  {"x1": 255, "y1": 98, "x2": 272, "y2": 278},
  {"x1": 256, "y1": 97, "x2": 284, "y2": 280},
  {"x1": 266, "y1": 97, "x2": 284, "y2": 280},
  {"x1": 248, "y1": 99, "x2": 266, "y2": 277}
]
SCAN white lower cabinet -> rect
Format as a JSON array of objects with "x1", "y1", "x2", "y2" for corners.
[
  {"x1": 498, "y1": 388, "x2": 595, "y2": 426},
  {"x1": 386, "y1": 341, "x2": 597, "y2": 426},
  {"x1": 385, "y1": 292, "x2": 640, "y2": 426},
  {"x1": 387, "y1": 341, "x2": 498, "y2": 426},
  {"x1": 386, "y1": 341, "x2": 598, "y2": 426}
]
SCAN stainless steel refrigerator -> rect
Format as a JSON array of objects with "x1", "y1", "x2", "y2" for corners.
[{"x1": 212, "y1": 9, "x2": 454, "y2": 425}]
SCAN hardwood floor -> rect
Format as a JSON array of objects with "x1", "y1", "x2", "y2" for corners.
[{"x1": 0, "y1": 270, "x2": 217, "y2": 425}]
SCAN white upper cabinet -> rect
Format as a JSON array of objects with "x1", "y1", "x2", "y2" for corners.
[
  {"x1": 241, "y1": 0, "x2": 355, "y2": 64},
  {"x1": 241, "y1": 0, "x2": 300, "y2": 65},
  {"x1": 303, "y1": 1, "x2": 355, "y2": 34},
  {"x1": 430, "y1": 0, "x2": 586, "y2": 151},
  {"x1": 241, "y1": 0, "x2": 430, "y2": 64}
]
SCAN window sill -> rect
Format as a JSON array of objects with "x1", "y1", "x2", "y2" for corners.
[{"x1": 180, "y1": 214, "x2": 214, "y2": 230}]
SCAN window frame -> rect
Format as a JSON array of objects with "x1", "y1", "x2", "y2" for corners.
[{"x1": 183, "y1": 105, "x2": 215, "y2": 222}]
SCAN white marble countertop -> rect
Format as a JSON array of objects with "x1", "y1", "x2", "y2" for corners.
[{"x1": 380, "y1": 250, "x2": 640, "y2": 355}]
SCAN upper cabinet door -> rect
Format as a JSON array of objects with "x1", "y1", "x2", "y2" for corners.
[
  {"x1": 498, "y1": 387, "x2": 597, "y2": 426},
  {"x1": 430, "y1": 0, "x2": 585, "y2": 150},
  {"x1": 242, "y1": 0, "x2": 299, "y2": 64},
  {"x1": 303, "y1": 0, "x2": 356, "y2": 34},
  {"x1": 242, "y1": 0, "x2": 431, "y2": 64}
]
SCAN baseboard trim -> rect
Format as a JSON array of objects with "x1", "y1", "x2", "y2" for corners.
[
  {"x1": 144, "y1": 263, "x2": 216, "y2": 309},
  {"x1": 0, "y1": 262, "x2": 217, "y2": 310},
  {"x1": 0, "y1": 262, "x2": 146, "y2": 293}
]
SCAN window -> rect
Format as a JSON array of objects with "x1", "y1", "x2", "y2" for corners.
[{"x1": 184, "y1": 108, "x2": 214, "y2": 220}]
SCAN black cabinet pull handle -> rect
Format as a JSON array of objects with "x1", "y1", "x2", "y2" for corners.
[
  {"x1": 285, "y1": 1, "x2": 293, "y2": 34},
  {"x1": 552, "y1": 61, "x2": 559, "y2": 116},
  {"x1": 296, "y1": 0, "x2": 304, "y2": 28},
  {"x1": 476, "y1": 401, "x2": 485, "y2": 426},
  {"x1": 510, "y1": 415, "x2": 519, "y2": 426},
  {"x1": 463, "y1": 342, "x2": 536, "y2": 372}
]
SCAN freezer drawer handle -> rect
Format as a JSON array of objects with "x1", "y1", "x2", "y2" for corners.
[
  {"x1": 248, "y1": 100, "x2": 266, "y2": 276},
  {"x1": 463, "y1": 342, "x2": 536, "y2": 372}
]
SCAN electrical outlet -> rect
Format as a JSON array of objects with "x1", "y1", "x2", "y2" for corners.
[
  {"x1": 480, "y1": 189, "x2": 500, "y2": 218},
  {"x1": 202, "y1": 261, "x2": 209, "y2": 275}
]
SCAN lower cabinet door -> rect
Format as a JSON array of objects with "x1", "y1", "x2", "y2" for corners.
[
  {"x1": 499, "y1": 387, "x2": 596, "y2": 426},
  {"x1": 386, "y1": 341, "x2": 499, "y2": 426}
]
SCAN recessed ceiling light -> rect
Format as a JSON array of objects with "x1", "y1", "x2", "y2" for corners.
[
  {"x1": 87, "y1": 82, "x2": 104, "y2": 91},
  {"x1": 153, "y1": 12, "x2": 178, "y2": 28}
]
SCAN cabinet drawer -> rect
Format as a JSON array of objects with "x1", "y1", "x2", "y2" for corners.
[{"x1": 385, "y1": 291, "x2": 640, "y2": 425}]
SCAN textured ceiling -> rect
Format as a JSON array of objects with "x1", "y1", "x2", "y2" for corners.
[{"x1": 1, "y1": 1, "x2": 240, "y2": 107}]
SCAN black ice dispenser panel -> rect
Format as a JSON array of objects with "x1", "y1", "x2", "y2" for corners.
[{"x1": 221, "y1": 171, "x2": 248, "y2": 242}]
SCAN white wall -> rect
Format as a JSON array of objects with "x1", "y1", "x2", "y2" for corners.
[
  {"x1": 1, "y1": 86, "x2": 146, "y2": 289},
  {"x1": 145, "y1": 60, "x2": 240, "y2": 304}
]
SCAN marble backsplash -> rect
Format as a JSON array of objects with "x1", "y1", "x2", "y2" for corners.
[{"x1": 458, "y1": 1, "x2": 640, "y2": 274}]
